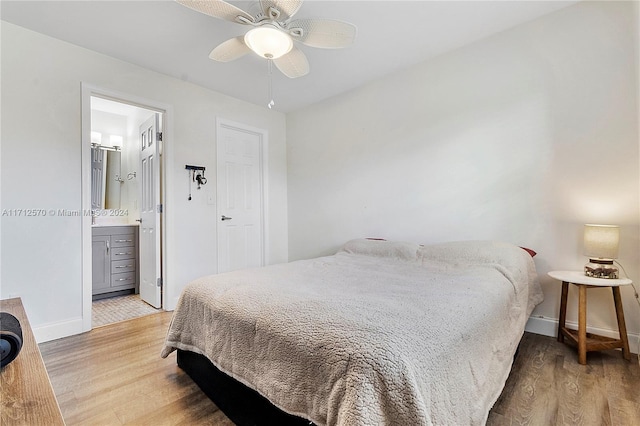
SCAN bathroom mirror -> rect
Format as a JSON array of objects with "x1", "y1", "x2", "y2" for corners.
[{"x1": 91, "y1": 147, "x2": 122, "y2": 210}]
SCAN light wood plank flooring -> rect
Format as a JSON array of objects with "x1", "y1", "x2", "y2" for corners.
[
  {"x1": 40, "y1": 312, "x2": 640, "y2": 425},
  {"x1": 39, "y1": 312, "x2": 233, "y2": 425},
  {"x1": 489, "y1": 331, "x2": 640, "y2": 425}
]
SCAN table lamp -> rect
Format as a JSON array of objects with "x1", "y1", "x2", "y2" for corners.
[{"x1": 583, "y1": 224, "x2": 619, "y2": 279}]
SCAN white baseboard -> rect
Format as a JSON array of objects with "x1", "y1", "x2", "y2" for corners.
[
  {"x1": 525, "y1": 315, "x2": 558, "y2": 337},
  {"x1": 525, "y1": 315, "x2": 640, "y2": 354},
  {"x1": 33, "y1": 316, "x2": 84, "y2": 343}
]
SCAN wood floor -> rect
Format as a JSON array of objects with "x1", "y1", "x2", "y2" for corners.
[
  {"x1": 40, "y1": 312, "x2": 640, "y2": 425},
  {"x1": 488, "y1": 331, "x2": 640, "y2": 425},
  {"x1": 39, "y1": 312, "x2": 233, "y2": 425}
]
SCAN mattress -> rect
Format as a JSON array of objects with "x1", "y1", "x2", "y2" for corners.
[{"x1": 162, "y1": 239, "x2": 543, "y2": 425}]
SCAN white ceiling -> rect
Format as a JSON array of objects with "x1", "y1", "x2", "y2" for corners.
[{"x1": 1, "y1": 0, "x2": 579, "y2": 112}]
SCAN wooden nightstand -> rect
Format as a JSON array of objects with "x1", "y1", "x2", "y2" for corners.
[{"x1": 549, "y1": 270, "x2": 632, "y2": 365}]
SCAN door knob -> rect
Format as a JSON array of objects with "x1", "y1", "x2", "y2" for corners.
[
  {"x1": 136, "y1": 219, "x2": 142, "y2": 223},
  {"x1": 221, "y1": 215, "x2": 233, "y2": 221}
]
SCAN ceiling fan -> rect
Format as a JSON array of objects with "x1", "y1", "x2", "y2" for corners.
[{"x1": 177, "y1": 0, "x2": 357, "y2": 78}]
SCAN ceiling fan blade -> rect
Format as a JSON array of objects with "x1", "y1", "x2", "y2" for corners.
[
  {"x1": 209, "y1": 36, "x2": 251, "y2": 62},
  {"x1": 176, "y1": 0, "x2": 255, "y2": 24},
  {"x1": 288, "y1": 18, "x2": 356, "y2": 49},
  {"x1": 259, "y1": 0, "x2": 303, "y2": 21},
  {"x1": 273, "y1": 46, "x2": 309, "y2": 78}
]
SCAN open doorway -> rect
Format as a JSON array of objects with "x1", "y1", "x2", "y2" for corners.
[{"x1": 82, "y1": 88, "x2": 166, "y2": 328}]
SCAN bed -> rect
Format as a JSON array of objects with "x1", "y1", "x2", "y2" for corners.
[{"x1": 162, "y1": 239, "x2": 543, "y2": 425}]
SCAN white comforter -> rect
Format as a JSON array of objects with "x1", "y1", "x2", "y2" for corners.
[{"x1": 162, "y1": 239, "x2": 543, "y2": 425}]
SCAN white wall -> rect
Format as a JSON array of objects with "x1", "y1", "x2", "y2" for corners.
[
  {"x1": 287, "y1": 2, "x2": 640, "y2": 343},
  {"x1": 0, "y1": 22, "x2": 288, "y2": 341}
]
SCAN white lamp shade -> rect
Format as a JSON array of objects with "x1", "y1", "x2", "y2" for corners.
[
  {"x1": 109, "y1": 134, "x2": 123, "y2": 148},
  {"x1": 91, "y1": 131, "x2": 102, "y2": 144},
  {"x1": 583, "y1": 224, "x2": 619, "y2": 260},
  {"x1": 244, "y1": 25, "x2": 293, "y2": 59}
]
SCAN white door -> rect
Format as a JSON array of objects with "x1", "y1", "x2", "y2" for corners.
[
  {"x1": 139, "y1": 114, "x2": 162, "y2": 308},
  {"x1": 217, "y1": 120, "x2": 265, "y2": 273}
]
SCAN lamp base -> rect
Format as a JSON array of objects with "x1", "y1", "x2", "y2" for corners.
[{"x1": 584, "y1": 259, "x2": 618, "y2": 279}]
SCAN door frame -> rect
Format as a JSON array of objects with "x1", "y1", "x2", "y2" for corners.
[
  {"x1": 81, "y1": 83, "x2": 171, "y2": 331},
  {"x1": 216, "y1": 117, "x2": 269, "y2": 272}
]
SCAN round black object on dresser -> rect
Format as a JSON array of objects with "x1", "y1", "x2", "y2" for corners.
[{"x1": 0, "y1": 312, "x2": 23, "y2": 368}]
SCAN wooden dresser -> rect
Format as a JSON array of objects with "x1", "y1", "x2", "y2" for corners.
[{"x1": 0, "y1": 298, "x2": 65, "y2": 425}]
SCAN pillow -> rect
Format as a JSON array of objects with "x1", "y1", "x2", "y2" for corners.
[
  {"x1": 520, "y1": 247, "x2": 537, "y2": 257},
  {"x1": 339, "y1": 239, "x2": 420, "y2": 262}
]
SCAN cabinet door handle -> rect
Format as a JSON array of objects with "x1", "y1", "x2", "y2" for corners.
[
  {"x1": 114, "y1": 252, "x2": 131, "y2": 256},
  {"x1": 114, "y1": 239, "x2": 133, "y2": 243},
  {"x1": 106, "y1": 240, "x2": 110, "y2": 254},
  {"x1": 115, "y1": 264, "x2": 134, "y2": 269},
  {"x1": 115, "y1": 277, "x2": 133, "y2": 282}
]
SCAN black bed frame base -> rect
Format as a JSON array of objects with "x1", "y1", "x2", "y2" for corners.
[{"x1": 177, "y1": 349, "x2": 312, "y2": 426}]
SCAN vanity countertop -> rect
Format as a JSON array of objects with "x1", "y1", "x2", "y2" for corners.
[{"x1": 92, "y1": 223, "x2": 139, "y2": 227}]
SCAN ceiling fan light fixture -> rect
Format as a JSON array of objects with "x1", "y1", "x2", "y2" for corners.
[{"x1": 244, "y1": 25, "x2": 293, "y2": 59}]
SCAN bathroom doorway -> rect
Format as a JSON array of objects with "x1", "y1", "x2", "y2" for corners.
[{"x1": 81, "y1": 86, "x2": 167, "y2": 329}]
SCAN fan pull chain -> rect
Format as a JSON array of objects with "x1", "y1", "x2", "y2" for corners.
[{"x1": 267, "y1": 59, "x2": 275, "y2": 109}]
